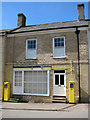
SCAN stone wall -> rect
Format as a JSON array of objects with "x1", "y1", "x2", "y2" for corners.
[
  {"x1": 0, "y1": 35, "x2": 6, "y2": 100},
  {"x1": 6, "y1": 31, "x2": 78, "y2": 64},
  {"x1": 4, "y1": 30, "x2": 89, "y2": 102}
]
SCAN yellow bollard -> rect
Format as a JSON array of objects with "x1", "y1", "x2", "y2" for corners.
[
  {"x1": 4, "y1": 82, "x2": 10, "y2": 101},
  {"x1": 69, "y1": 81, "x2": 75, "y2": 103}
]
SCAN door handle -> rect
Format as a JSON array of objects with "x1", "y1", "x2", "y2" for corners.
[{"x1": 58, "y1": 85, "x2": 61, "y2": 87}]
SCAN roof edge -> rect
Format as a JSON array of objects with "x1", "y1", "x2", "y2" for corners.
[{"x1": 7, "y1": 24, "x2": 88, "y2": 35}]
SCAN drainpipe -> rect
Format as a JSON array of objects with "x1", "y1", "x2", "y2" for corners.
[{"x1": 75, "y1": 27, "x2": 81, "y2": 102}]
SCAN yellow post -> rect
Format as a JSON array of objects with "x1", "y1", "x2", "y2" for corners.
[
  {"x1": 69, "y1": 81, "x2": 75, "y2": 103},
  {"x1": 70, "y1": 60, "x2": 73, "y2": 75},
  {"x1": 4, "y1": 82, "x2": 10, "y2": 101},
  {"x1": 8, "y1": 63, "x2": 10, "y2": 79}
]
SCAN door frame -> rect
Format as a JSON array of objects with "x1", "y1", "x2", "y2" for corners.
[{"x1": 53, "y1": 70, "x2": 66, "y2": 96}]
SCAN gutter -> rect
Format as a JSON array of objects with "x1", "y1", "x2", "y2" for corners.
[{"x1": 6, "y1": 25, "x2": 88, "y2": 34}]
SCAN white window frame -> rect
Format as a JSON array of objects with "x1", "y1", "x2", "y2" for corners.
[
  {"x1": 13, "y1": 68, "x2": 49, "y2": 96},
  {"x1": 53, "y1": 37, "x2": 65, "y2": 58},
  {"x1": 14, "y1": 71, "x2": 22, "y2": 87},
  {"x1": 26, "y1": 39, "x2": 37, "y2": 59}
]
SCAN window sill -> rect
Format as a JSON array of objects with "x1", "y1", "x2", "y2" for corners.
[{"x1": 53, "y1": 56, "x2": 67, "y2": 59}]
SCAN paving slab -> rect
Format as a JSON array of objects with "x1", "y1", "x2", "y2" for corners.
[
  {"x1": 1, "y1": 102, "x2": 88, "y2": 112},
  {"x1": 65, "y1": 104, "x2": 88, "y2": 112}
]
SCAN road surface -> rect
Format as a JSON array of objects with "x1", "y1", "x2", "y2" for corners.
[{"x1": 2, "y1": 109, "x2": 88, "y2": 118}]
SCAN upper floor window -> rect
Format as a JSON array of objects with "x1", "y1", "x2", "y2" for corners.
[
  {"x1": 28, "y1": 40, "x2": 36, "y2": 49},
  {"x1": 53, "y1": 37, "x2": 65, "y2": 57},
  {"x1": 26, "y1": 39, "x2": 37, "y2": 59}
]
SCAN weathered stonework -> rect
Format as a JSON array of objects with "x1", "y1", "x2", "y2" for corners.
[
  {"x1": 0, "y1": 35, "x2": 6, "y2": 100},
  {"x1": 3, "y1": 29, "x2": 88, "y2": 103}
]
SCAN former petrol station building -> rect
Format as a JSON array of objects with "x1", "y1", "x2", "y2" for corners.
[{"x1": 0, "y1": 4, "x2": 90, "y2": 103}]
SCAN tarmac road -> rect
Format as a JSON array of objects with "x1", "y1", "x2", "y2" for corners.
[
  {"x1": 0, "y1": 102, "x2": 89, "y2": 119},
  {"x1": 2, "y1": 109, "x2": 88, "y2": 118}
]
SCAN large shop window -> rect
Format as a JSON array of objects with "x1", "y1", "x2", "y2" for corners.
[
  {"x1": 26, "y1": 39, "x2": 37, "y2": 59},
  {"x1": 53, "y1": 37, "x2": 65, "y2": 57},
  {"x1": 13, "y1": 70, "x2": 49, "y2": 96}
]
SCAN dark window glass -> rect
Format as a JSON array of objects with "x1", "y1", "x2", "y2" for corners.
[
  {"x1": 60, "y1": 75, "x2": 64, "y2": 85},
  {"x1": 55, "y1": 43, "x2": 58, "y2": 47},
  {"x1": 61, "y1": 38, "x2": 64, "y2": 42},
  {"x1": 28, "y1": 44, "x2": 30, "y2": 49},
  {"x1": 54, "y1": 38, "x2": 64, "y2": 47},
  {"x1": 54, "y1": 38, "x2": 58, "y2": 43},
  {"x1": 61, "y1": 43, "x2": 64, "y2": 46},
  {"x1": 58, "y1": 43, "x2": 61, "y2": 46},
  {"x1": 55, "y1": 75, "x2": 59, "y2": 85},
  {"x1": 27, "y1": 40, "x2": 36, "y2": 49},
  {"x1": 28, "y1": 41, "x2": 31, "y2": 44},
  {"x1": 58, "y1": 38, "x2": 60, "y2": 42},
  {"x1": 54, "y1": 70, "x2": 65, "y2": 73},
  {"x1": 33, "y1": 41, "x2": 35, "y2": 45},
  {"x1": 33, "y1": 44, "x2": 36, "y2": 48},
  {"x1": 31, "y1": 41, "x2": 33, "y2": 44}
]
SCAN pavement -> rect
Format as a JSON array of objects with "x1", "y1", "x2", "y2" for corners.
[
  {"x1": 0, "y1": 102, "x2": 89, "y2": 118},
  {"x1": 1, "y1": 102, "x2": 88, "y2": 112}
]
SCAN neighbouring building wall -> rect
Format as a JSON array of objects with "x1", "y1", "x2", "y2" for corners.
[
  {"x1": 0, "y1": 34, "x2": 6, "y2": 100},
  {"x1": 88, "y1": 22, "x2": 90, "y2": 102},
  {"x1": 80, "y1": 63, "x2": 88, "y2": 102},
  {"x1": 79, "y1": 30, "x2": 89, "y2": 102},
  {"x1": 0, "y1": 35, "x2": 3, "y2": 100}
]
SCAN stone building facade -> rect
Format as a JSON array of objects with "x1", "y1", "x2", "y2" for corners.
[{"x1": 0, "y1": 4, "x2": 90, "y2": 103}]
